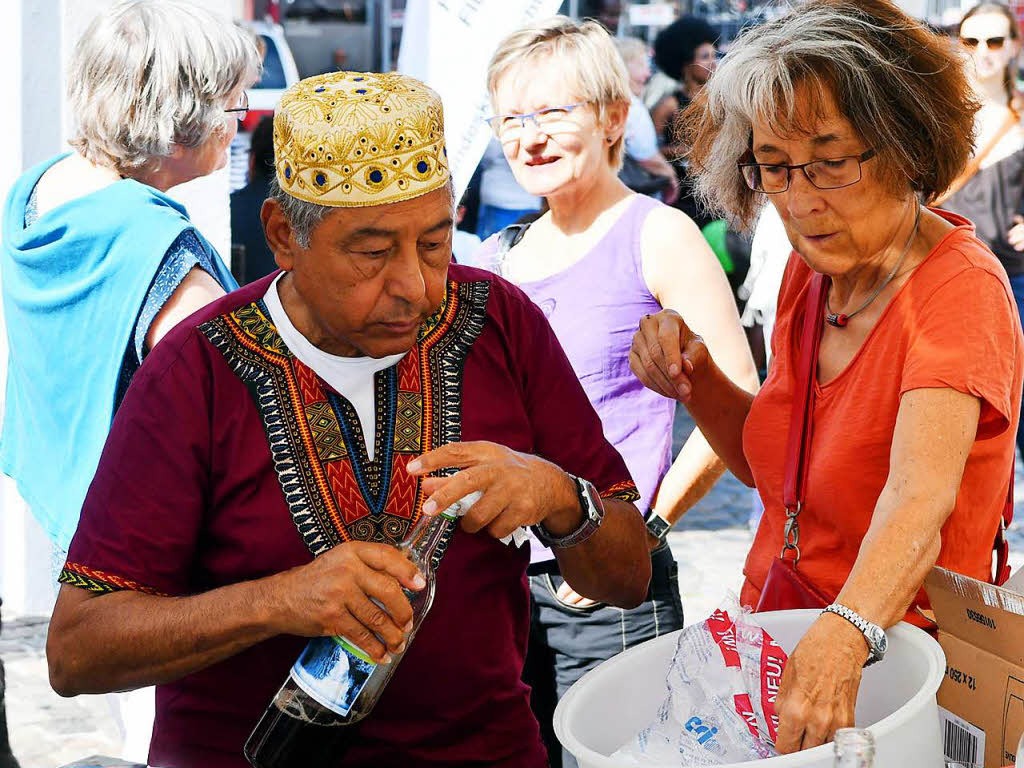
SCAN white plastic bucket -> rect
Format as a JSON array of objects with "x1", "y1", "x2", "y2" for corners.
[{"x1": 554, "y1": 609, "x2": 946, "y2": 768}]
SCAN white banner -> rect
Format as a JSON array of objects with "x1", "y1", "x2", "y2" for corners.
[
  {"x1": 397, "y1": 0, "x2": 563, "y2": 202},
  {"x1": 628, "y1": 2, "x2": 676, "y2": 27}
]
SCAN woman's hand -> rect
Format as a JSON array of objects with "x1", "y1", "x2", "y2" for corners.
[
  {"x1": 662, "y1": 172, "x2": 680, "y2": 206},
  {"x1": 555, "y1": 580, "x2": 599, "y2": 608},
  {"x1": 630, "y1": 309, "x2": 709, "y2": 403},
  {"x1": 774, "y1": 612, "x2": 869, "y2": 753}
]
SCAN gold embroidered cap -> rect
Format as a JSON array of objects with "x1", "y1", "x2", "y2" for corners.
[{"x1": 274, "y1": 71, "x2": 450, "y2": 207}]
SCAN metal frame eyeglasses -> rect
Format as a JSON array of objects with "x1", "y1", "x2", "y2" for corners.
[
  {"x1": 485, "y1": 102, "x2": 589, "y2": 141},
  {"x1": 224, "y1": 91, "x2": 250, "y2": 123},
  {"x1": 737, "y1": 149, "x2": 877, "y2": 194}
]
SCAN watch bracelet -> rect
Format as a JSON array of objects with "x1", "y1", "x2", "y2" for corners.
[
  {"x1": 533, "y1": 474, "x2": 602, "y2": 548},
  {"x1": 823, "y1": 603, "x2": 885, "y2": 666}
]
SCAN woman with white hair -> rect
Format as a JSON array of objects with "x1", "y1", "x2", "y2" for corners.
[
  {"x1": 472, "y1": 17, "x2": 758, "y2": 767},
  {"x1": 2, "y1": 0, "x2": 258, "y2": 554},
  {"x1": 632, "y1": 0, "x2": 1022, "y2": 751},
  {"x1": 0, "y1": 2, "x2": 257, "y2": 756}
]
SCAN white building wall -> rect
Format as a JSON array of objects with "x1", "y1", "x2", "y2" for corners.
[{"x1": 0, "y1": 0, "x2": 64, "y2": 619}]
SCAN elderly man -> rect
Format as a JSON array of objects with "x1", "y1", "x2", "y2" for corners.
[{"x1": 45, "y1": 72, "x2": 650, "y2": 767}]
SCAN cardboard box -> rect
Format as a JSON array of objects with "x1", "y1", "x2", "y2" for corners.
[{"x1": 924, "y1": 566, "x2": 1024, "y2": 767}]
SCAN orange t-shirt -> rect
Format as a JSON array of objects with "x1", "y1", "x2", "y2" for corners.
[{"x1": 740, "y1": 211, "x2": 1023, "y2": 621}]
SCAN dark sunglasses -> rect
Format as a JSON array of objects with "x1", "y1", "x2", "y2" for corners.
[{"x1": 961, "y1": 35, "x2": 1007, "y2": 50}]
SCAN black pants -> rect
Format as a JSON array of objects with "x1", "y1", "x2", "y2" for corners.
[
  {"x1": 523, "y1": 543, "x2": 684, "y2": 768},
  {"x1": 0, "y1": 600, "x2": 19, "y2": 768}
]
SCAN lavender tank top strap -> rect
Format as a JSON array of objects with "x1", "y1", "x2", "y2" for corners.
[{"x1": 624, "y1": 194, "x2": 663, "y2": 276}]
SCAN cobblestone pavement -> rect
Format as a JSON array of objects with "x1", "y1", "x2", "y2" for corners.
[
  {"x1": 3, "y1": 405, "x2": 1023, "y2": 766},
  {"x1": 2, "y1": 618, "x2": 121, "y2": 767}
]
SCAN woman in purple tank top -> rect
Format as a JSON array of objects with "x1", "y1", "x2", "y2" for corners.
[{"x1": 472, "y1": 17, "x2": 759, "y2": 768}]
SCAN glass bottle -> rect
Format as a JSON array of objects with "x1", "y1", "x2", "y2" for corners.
[
  {"x1": 244, "y1": 505, "x2": 459, "y2": 767},
  {"x1": 833, "y1": 727, "x2": 875, "y2": 768}
]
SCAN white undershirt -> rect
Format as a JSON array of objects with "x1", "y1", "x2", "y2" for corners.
[{"x1": 264, "y1": 274, "x2": 405, "y2": 461}]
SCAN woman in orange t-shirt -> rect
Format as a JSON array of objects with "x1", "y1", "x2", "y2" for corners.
[{"x1": 631, "y1": 0, "x2": 1024, "y2": 757}]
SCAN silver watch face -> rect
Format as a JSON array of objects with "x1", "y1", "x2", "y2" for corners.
[
  {"x1": 580, "y1": 479, "x2": 604, "y2": 522},
  {"x1": 646, "y1": 515, "x2": 671, "y2": 539},
  {"x1": 868, "y1": 626, "x2": 887, "y2": 656}
]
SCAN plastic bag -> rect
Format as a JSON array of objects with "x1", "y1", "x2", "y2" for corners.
[{"x1": 612, "y1": 594, "x2": 788, "y2": 765}]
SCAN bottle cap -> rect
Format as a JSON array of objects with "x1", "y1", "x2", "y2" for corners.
[{"x1": 439, "y1": 491, "x2": 483, "y2": 521}]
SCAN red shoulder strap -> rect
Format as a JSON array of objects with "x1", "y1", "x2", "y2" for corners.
[
  {"x1": 783, "y1": 273, "x2": 829, "y2": 511},
  {"x1": 996, "y1": 471, "x2": 1014, "y2": 585}
]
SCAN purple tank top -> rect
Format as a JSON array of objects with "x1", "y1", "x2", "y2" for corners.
[{"x1": 473, "y1": 195, "x2": 675, "y2": 547}]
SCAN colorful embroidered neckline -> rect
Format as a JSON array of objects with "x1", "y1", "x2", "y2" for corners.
[{"x1": 200, "y1": 279, "x2": 489, "y2": 555}]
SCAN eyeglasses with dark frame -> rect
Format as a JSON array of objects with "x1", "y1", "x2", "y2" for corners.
[
  {"x1": 960, "y1": 35, "x2": 1007, "y2": 50},
  {"x1": 224, "y1": 91, "x2": 250, "y2": 122},
  {"x1": 737, "y1": 149, "x2": 877, "y2": 194},
  {"x1": 485, "y1": 102, "x2": 589, "y2": 142}
]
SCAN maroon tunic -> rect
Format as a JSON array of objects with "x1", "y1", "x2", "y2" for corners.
[{"x1": 60, "y1": 265, "x2": 640, "y2": 767}]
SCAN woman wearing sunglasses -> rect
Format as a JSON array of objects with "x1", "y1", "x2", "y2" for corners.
[
  {"x1": 633, "y1": 0, "x2": 1022, "y2": 754},
  {"x1": 940, "y1": 2, "x2": 1024, "y2": 460}
]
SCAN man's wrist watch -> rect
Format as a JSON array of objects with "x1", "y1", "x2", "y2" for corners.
[
  {"x1": 823, "y1": 603, "x2": 888, "y2": 667},
  {"x1": 644, "y1": 510, "x2": 671, "y2": 542},
  {"x1": 532, "y1": 474, "x2": 605, "y2": 549}
]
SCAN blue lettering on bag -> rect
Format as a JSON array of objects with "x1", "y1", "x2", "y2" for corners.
[{"x1": 685, "y1": 716, "x2": 720, "y2": 746}]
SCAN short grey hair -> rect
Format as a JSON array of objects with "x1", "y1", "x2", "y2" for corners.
[
  {"x1": 67, "y1": 0, "x2": 261, "y2": 174},
  {"x1": 488, "y1": 17, "x2": 632, "y2": 170},
  {"x1": 684, "y1": 0, "x2": 978, "y2": 228},
  {"x1": 270, "y1": 175, "x2": 333, "y2": 249},
  {"x1": 270, "y1": 177, "x2": 457, "y2": 249}
]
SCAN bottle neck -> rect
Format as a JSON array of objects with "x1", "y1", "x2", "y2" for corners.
[
  {"x1": 401, "y1": 512, "x2": 456, "y2": 571},
  {"x1": 835, "y1": 756, "x2": 873, "y2": 768},
  {"x1": 834, "y1": 729, "x2": 874, "y2": 768}
]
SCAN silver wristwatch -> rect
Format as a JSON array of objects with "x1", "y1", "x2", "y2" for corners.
[
  {"x1": 532, "y1": 474, "x2": 605, "y2": 549},
  {"x1": 823, "y1": 603, "x2": 888, "y2": 667}
]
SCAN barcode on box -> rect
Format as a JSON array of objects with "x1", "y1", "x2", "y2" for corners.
[{"x1": 939, "y1": 706, "x2": 986, "y2": 767}]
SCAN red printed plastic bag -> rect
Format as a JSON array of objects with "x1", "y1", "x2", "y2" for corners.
[{"x1": 613, "y1": 594, "x2": 789, "y2": 765}]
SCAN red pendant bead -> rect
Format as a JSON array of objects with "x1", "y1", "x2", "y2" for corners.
[{"x1": 826, "y1": 312, "x2": 849, "y2": 328}]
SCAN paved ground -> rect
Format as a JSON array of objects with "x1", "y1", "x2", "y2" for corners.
[
  {"x1": 1, "y1": 619, "x2": 121, "y2": 768},
  {"x1": 3, "y1": 405, "x2": 1023, "y2": 766}
]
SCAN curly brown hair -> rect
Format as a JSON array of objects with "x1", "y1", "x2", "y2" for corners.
[{"x1": 681, "y1": 0, "x2": 979, "y2": 228}]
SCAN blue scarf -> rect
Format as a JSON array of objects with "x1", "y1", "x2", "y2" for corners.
[{"x1": 1, "y1": 153, "x2": 236, "y2": 550}]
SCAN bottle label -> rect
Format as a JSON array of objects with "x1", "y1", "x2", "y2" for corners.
[{"x1": 289, "y1": 635, "x2": 378, "y2": 716}]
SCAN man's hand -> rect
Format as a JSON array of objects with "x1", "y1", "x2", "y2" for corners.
[
  {"x1": 270, "y1": 541, "x2": 426, "y2": 664},
  {"x1": 774, "y1": 612, "x2": 866, "y2": 753},
  {"x1": 407, "y1": 441, "x2": 582, "y2": 541}
]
